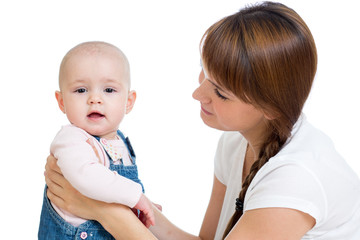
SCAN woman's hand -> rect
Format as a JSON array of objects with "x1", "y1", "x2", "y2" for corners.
[{"x1": 45, "y1": 155, "x2": 102, "y2": 220}]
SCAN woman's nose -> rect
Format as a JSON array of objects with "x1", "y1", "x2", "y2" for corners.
[{"x1": 192, "y1": 70, "x2": 210, "y2": 103}]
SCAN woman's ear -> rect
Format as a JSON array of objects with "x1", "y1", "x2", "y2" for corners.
[
  {"x1": 264, "y1": 113, "x2": 276, "y2": 120},
  {"x1": 263, "y1": 108, "x2": 279, "y2": 121},
  {"x1": 125, "y1": 90, "x2": 137, "y2": 114},
  {"x1": 55, "y1": 91, "x2": 66, "y2": 113}
]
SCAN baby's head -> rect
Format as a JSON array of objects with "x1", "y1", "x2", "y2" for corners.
[
  {"x1": 55, "y1": 41, "x2": 136, "y2": 139},
  {"x1": 59, "y1": 41, "x2": 131, "y2": 90}
]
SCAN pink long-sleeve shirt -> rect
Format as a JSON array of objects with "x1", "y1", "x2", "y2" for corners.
[{"x1": 50, "y1": 124, "x2": 142, "y2": 226}]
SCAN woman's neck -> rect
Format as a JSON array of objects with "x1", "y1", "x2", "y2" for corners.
[{"x1": 241, "y1": 118, "x2": 269, "y2": 160}]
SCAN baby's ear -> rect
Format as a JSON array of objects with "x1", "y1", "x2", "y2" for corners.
[
  {"x1": 55, "y1": 91, "x2": 66, "y2": 113},
  {"x1": 126, "y1": 90, "x2": 137, "y2": 114}
]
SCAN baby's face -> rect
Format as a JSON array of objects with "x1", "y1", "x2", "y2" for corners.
[{"x1": 57, "y1": 50, "x2": 133, "y2": 139}]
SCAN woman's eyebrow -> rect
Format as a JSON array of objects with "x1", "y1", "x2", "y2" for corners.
[{"x1": 208, "y1": 79, "x2": 226, "y2": 92}]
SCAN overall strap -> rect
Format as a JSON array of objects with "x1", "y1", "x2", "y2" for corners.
[
  {"x1": 116, "y1": 130, "x2": 136, "y2": 162},
  {"x1": 93, "y1": 130, "x2": 136, "y2": 163}
]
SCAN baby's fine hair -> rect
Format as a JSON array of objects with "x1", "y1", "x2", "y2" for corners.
[{"x1": 58, "y1": 41, "x2": 131, "y2": 89}]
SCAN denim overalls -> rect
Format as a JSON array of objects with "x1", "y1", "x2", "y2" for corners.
[{"x1": 38, "y1": 130, "x2": 144, "y2": 240}]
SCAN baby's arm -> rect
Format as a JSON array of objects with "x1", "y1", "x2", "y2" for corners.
[
  {"x1": 51, "y1": 125, "x2": 143, "y2": 208},
  {"x1": 86, "y1": 134, "x2": 155, "y2": 227}
]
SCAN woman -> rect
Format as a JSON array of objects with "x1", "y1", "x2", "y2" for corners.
[{"x1": 45, "y1": 2, "x2": 360, "y2": 239}]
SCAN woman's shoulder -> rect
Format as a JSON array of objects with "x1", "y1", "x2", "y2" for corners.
[
  {"x1": 272, "y1": 117, "x2": 359, "y2": 185},
  {"x1": 283, "y1": 115, "x2": 335, "y2": 154},
  {"x1": 254, "y1": 117, "x2": 360, "y2": 229}
]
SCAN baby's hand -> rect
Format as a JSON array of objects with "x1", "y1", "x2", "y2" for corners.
[{"x1": 134, "y1": 194, "x2": 155, "y2": 228}]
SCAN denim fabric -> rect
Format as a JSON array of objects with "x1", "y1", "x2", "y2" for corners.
[{"x1": 38, "y1": 130, "x2": 144, "y2": 240}]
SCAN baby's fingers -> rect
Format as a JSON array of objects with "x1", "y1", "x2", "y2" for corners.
[
  {"x1": 153, "y1": 203, "x2": 162, "y2": 212},
  {"x1": 144, "y1": 209, "x2": 156, "y2": 227}
]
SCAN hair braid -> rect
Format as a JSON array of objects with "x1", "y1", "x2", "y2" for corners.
[{"x1": 223, "y1": 125, "x2": 289, "y2": 239}]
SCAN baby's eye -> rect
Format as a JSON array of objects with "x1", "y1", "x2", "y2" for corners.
[
  {"x1": 104, "y1": 88, "x2": 116, "y2": 93},
  {"x1": 75, "y1": 88, "x2": 87, "y2": 93}
]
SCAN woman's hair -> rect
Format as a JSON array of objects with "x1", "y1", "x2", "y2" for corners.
[{"x1": 200, "y1": 2, "x2": 317, "y2": 238}]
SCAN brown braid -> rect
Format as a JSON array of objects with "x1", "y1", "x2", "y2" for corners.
[{"x1": 222, "y1": 124, "x2": 289, "y2": 239}]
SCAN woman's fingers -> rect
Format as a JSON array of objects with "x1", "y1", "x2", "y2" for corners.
[
  {"x1": 45, "y1": 162, "x2": 65, "y2": 187},
  {"x1": 47, "y1": 187, "x2": 66, "y2": 209},
  {"x1": 45, "y1": 155, "x2": 73, "y2": 192},
  {"x1": 44, "y1": 154, "x2": 89, "y2": 216},
  {"x1": 46, "y1": 154, "x2": 61, "y2": 173},
  {"x1": 45, "y1": 171, "x2": 63, "y2": 194},
  {"x1": 45, "y1": 154, "x2": 68, "y2": 206}
]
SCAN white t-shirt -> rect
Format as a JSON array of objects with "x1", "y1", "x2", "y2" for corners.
[{"x1": 214, "y1": 115, "x2": 360, "y2": 239}]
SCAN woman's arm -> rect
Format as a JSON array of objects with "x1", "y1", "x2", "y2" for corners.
[
  {"x1": 45, "y1": 156, "x2": 222, "y2": 240},
  {"x1": 46, "y1": 156, "x2": 203, "y2": 240},
  {"x1": 199, "y1": 175, "x2": 226, "y2": 239},
  {"x1": 95, "y1": 203, "x2": 157, "y2": 240},
  {"x1": 225, "y1": 208, "x2": 315, "y2": 240},
  {"x1": 149, "y1": 207, "x2": 200, "y2": 240},
  {"x1": 148, "y1": 175, "x2": 225, "y2": 240},
  {"x1": 45, "y1": 155, "x2": 228, "y2": 240}
]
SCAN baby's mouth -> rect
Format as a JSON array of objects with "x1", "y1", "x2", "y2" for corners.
[{"x1": 87, "y1": 112, "x2": 105, "y2": 120}]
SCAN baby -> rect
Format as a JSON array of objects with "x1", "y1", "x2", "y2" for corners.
[{"x1": 38, "y1": 41, "x2": 154, "y2": 239}]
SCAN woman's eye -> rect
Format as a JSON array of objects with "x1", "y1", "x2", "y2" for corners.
[
  {"x1": 214, "y1": 89, "x2": 228, "y2": 101},
  {"x1": 105, "y1": 88, "x2": 116, "y2": 93},
  {"x1": 75, "y1": 88, "x2": 87, "y2": 93}
]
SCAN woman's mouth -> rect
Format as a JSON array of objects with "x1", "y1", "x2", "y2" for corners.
[{"x1": 201, "y1": 106, "x2": 212, "y2": 115}]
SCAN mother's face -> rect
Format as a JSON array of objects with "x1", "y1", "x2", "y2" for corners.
[{"x1": 192, "y1": 68, "x2": 267, "y2": 137}]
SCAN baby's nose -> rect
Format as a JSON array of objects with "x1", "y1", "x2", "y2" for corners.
[{"x1": 88, "y1": 93, "x2": 103, "y2": 104}]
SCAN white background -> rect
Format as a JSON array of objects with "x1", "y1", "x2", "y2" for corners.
[{"x1": 0, "y1": 0, "x2": 359, "y2": 238}]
